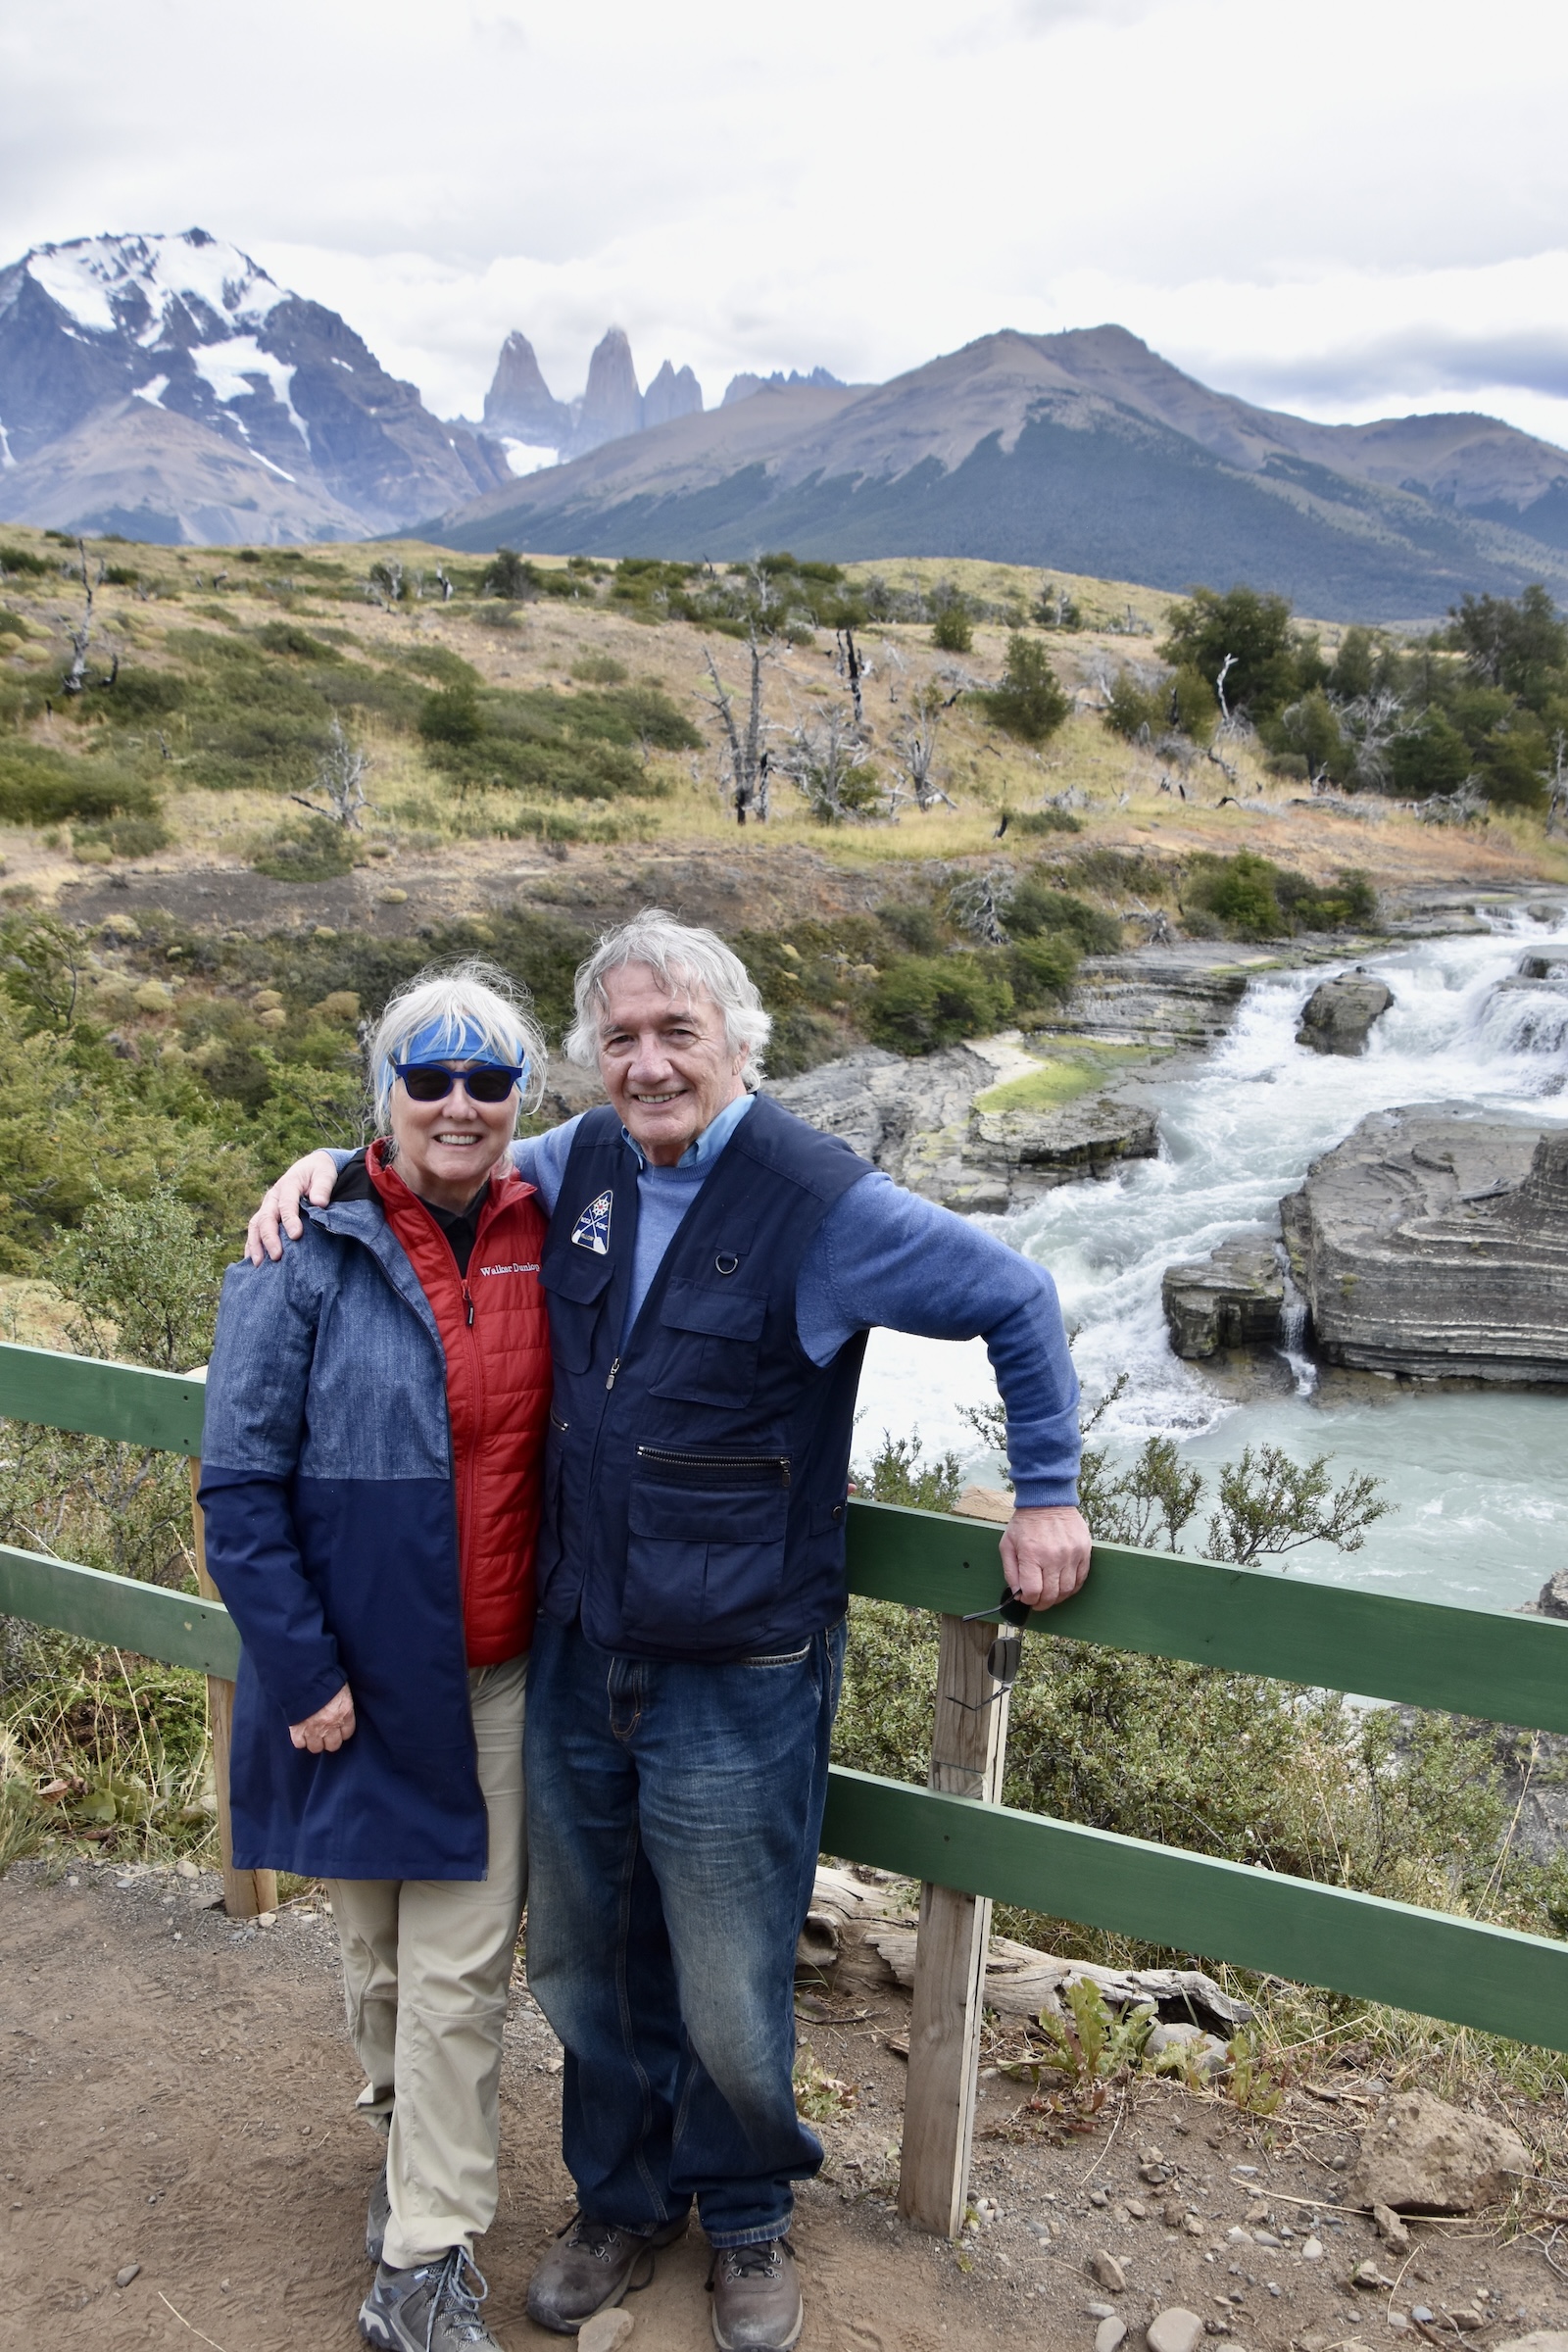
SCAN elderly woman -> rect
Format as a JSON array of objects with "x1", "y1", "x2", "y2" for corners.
[{"x1": 199, "y1": 960, "x2": 551, "y2": 2352}]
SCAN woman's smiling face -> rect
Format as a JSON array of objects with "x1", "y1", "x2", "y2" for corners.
[{"x1": 388, "y1": 1065, "x2": 515, "y2": 1210}]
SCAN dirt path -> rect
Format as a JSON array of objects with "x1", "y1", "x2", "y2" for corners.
[{"x1": 5, "y1": 1860, "x2": 1567, "y2": 2350}]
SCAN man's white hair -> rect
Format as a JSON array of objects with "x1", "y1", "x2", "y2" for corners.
[
  {"x1": 564, "y1": 909, "x2": 772, "y2": 1086},
  {"x1": 368, "y1": 958, "x2": 548, "y2": 1132}
]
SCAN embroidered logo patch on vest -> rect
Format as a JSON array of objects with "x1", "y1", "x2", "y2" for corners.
[{"x1": 571, "y1": 1189, "x2": 613, "y2": 1254}]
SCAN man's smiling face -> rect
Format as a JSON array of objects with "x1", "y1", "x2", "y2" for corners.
[{"x1": 596, "y1": 961, "x2": 750, "y2": 1166}]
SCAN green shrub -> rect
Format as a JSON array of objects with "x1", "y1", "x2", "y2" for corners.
[
  {"x1": 865, "y1": 954, "x2": 1013, "y2": 1054},
  {"x1": 570, "y1": 652, "x2": 628, "y2": 684},
  {"x1": 930, "y1": 598, "x2": 973, "y2": 654},
  {"x1": 0, "y1": 610, "x2": 27, "y2": 641},
  {"x1": 250, "y1": 816, "x2": 358, "y2": 882},
  {"x1": 978, "y1": 635, "x2": 1069, "y2": 743},
  {"x1": 1007, "y1": 808, "x2": 1083, "y2": 837},
  {"x1": 73, "y1": 815, "x2": 172, "y2": 859},
  {"x1": 1184, "y1": 851, "x2": 1376, "y2": 939},
  {"x1": 876, "y1": 903, "x2": 945, "y2": 956},
  {"x1": 255, "y1": 621, "x2": 342, "y2": 662},
  {"x1": 0, "y1": 546, "x2": 51, "y2": 576},
  {"x1": 418, "y1": 686, "x2": 485, "y2": 746},
  {"x1": 101, "y1": 668, "x2": 186, "y2": 720},
  {"x1": 1386, "y1": 709, "x2": 1472, "y2": 799},
  {"x1": 0, "y1": 746, "x2": 160, "y2": 827},
  {"x1": 1005, "y1": 879, "x2": 1121, "y2": 956},
  {"x1": 1184, "y1": 850, "x2": 1284, "y2": 939},
  {"x1": 1161, "y1": 584, "x2": 1302, "y2": 722},
  {"x1": 1007, "y1": 933, "x2": 1078, "y2": 1007}
]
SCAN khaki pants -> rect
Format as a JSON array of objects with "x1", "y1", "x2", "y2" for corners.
[{"x1": 326, "y1": 1653, "x2": 528, "y2": 2270}]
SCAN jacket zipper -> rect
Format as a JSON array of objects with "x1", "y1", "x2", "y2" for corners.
[
  {"x1": 636, "y1": 1445, "x2": 791, "y2": 1487},
  {"x1": 606, "y1": 1354, "x2": 620, "y2": 1391}
]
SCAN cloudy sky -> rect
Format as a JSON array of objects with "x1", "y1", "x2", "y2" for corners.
[{"x1": 3, "y1": 0, "x2": 1566, "y2": 447}]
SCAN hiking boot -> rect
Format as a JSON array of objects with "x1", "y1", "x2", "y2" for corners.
[
  {"x1": 366, "y1": 2162, "x2": 390, "y2": 2268},
  {"x1": 525, "y1": 2211, "x2": 688, "y2": 2334},
  {"x1": 708, "y1": 2238, "x2": 803, "y2": 2352},
  {"x1": 359, "y1": 2249, "x2": 500, "y2": 2351}
]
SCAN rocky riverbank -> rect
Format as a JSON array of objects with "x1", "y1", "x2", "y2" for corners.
[{"x1": 765, "y1": 1040, "x2": 1159, "y2": 1210}]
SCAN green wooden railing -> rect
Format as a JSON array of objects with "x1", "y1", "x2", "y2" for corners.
[{"x1": 4, "y1": 1339, "x2": 1568, "y2": 2051}]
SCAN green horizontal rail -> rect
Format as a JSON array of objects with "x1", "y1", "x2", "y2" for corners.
[
  {"x1": 0, "y1": 1343, "x2": 206, "y2": 1457},
  {"x1": 847, "y1": 1498, "x2": 1568, "y2": 1733},
  {"x1": 823, "y1": 1766, "x2": 1568, "y2": 2053},
  {"x1": 0, "y1": 1544, "x2": 239, "y2": 1678}
]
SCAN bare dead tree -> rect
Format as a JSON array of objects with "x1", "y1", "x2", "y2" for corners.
[
  {"x1": 779, "y1": 703, "x2": 879, "y2": 825},
  {"x1": 1543, "y1": 729, "x2": 1568, "y2": 836},
  {"x1": 434, "y1": 566, "x2": 456, "y2": 604},
  {"x1": 1214, "y1": 652, "x2": 1238, "y2": 725},
  {"x1": 949, "y1": 869, "x2": 1008, "y2": 945},
  {"x1": 60, "y1": 538, "x2": 95, "y2": 697},
  {"x1": 1337, "y1": 689, "x2": 1407, "y2": 793},
  {"x1": 835, "y1": 627, "x2": 865, "y2": 725},
  {"x1": 700, "y1": 633, "x2": 773, "y2": 823},
  {"x1": 289, "y1": 714, "x2": 371, "y2": 829},
  {"x1": 890, "y1": 682, "x2": 956, "y2": 810}
]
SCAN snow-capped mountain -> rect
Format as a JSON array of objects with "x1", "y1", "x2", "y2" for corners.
[{"x1": 0, "y1": 228, "x2": 507, "y2": 542}]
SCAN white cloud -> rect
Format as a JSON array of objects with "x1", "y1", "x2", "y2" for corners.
[{"x1": 1, "y1": 0, "x2": 1565, "y2": 451}]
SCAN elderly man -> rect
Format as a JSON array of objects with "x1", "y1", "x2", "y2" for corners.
[{"x1": 250, "y1": 910, "x2": 1088, "y2": 2352}]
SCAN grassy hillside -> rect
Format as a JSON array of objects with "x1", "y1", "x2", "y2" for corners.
[{"x1": 0, "y1": 521, "x2": 1562, "y2": 1286}]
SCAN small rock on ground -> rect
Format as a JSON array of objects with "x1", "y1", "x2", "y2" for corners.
[
  {"x1": 1146, "y1": 2308, "x2": 1204, "y2": 2352},
  {"x1": 1354, "y1": 2087, "x2": 1534, "y2": 2213},
  {"x1": 1373, "y1": 2200, "x2": 1412, "y2": 2250},
  {"x1": 114, "y1": 2264, "x2": 141, "y2": 2288},
  {"x1": 1095, "y1": 2319, "x2": 1127, "y2": 2352},
  {"x1": 578, "y1": 2311, "x2": 635, "y2": 2352},
  {"x1": 1088, "y1": 2249, "x2": 1126, "y2": 2290}
]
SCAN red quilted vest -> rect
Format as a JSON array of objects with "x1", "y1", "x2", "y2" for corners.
[{"x1": 368, "y1": 1141, "x2": 552, "y2": 1665}]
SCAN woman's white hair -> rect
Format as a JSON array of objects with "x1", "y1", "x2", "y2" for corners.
[
  {"x1": 564, "y1": 909, "x2": 772, "y2": 1086},
  {"x1": 368, "y1": 958, "x2": 548, "y2": 1132}
]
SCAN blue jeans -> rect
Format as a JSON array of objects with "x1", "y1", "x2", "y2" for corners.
[{"x1": 523, "y1": 1614, "x2": 847, "y2": 2248}]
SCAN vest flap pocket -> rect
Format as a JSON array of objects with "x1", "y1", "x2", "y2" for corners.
[
  {"x1": 660, "y1": 1278, "x2": 767, "y2": 1342},
  {"x1": 540, "y1": 1251, "x2": 614, "y2": 1306},
  {"x1": 629, "y1": 1480, "x2": 790, "y2": 1544}
]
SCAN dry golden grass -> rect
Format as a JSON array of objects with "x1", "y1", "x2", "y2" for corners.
[{"x1": 3, "y1": 522, "x2": 1565, "y2": 900}]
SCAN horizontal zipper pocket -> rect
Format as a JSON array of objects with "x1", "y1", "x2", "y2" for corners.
[{"x1": 636, "y1": 1445, "x2": 791, "y2": 1489}]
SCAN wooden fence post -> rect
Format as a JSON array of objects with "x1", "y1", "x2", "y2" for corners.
[
  {"x1": 898, "y1": 1611, "x2": 1015, "y2": 2238},
  {"x1": 187, "y1": 1461, "x2": 277, "y2": 1921}
]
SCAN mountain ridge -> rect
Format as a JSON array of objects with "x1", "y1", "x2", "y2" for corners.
[
  {"x1": 421, "y1": 324, "x2": 1568, "y2": 620},
  {"x1": 0, "y1": 228, "x2": 507, "y2": 542}
]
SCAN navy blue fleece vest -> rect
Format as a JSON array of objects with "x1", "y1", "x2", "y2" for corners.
[{"x1": 535, "y1": 1096, "x2": 873, "y2": 1660}]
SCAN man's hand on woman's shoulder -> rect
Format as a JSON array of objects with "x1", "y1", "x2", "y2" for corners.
[{"x1": 246, "y1": 1150, "x2": 341, "y2": 1264}]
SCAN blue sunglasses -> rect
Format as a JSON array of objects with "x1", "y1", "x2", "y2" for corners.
[{"x1": 393, "y1": 1061, "x2": 524, "y2": 1103}]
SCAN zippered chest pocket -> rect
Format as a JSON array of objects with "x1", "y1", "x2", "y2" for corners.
[{"x1": 647, "y1": 1278, "x2": 767, "y2": 1407}]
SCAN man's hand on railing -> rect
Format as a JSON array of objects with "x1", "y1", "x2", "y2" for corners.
[
  {"x1": 1001, "y1": 1504, "x2": 1092, "y2": 1610},
  {"x1": 246, "y1": 1151, "x2": 341, "y2": 1263},
  {"x1": 289, "y1": 1684, "x2": 357, "y2": 1753}
]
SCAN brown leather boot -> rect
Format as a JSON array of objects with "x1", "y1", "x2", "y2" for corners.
[
  {"x1": 708, "y1": 2238, "x2": 803, "y2": 2351},
  {"x1": 526, "y1": 2212, "x2": 688, "y2": 2335}
]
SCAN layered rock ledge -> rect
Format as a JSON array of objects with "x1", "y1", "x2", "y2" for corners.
[
  {"x1": 1161, "y1": 1237, "x2": 1285, "y2": 1358},
  {"x1": 764, "y1": 1042, "x2": 1157, "y2": 1211},
  {"x1": 1282, "y1": 1107, "x2": 1568, "y2": 1383}
]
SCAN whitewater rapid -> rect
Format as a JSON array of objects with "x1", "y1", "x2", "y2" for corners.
[{"x1": 855, "y1": 907, "x2": 1568, "y2": 1609}]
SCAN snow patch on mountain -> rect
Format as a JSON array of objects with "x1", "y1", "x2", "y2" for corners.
[
  {"x1": 189, "y1": 338, "x2": 308, "y2": 446},
  {"x1": 25, "y1": 229, "x2": 283, "y2": 340}
]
